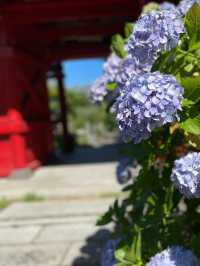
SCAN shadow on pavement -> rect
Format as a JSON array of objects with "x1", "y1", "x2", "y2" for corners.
[
  {"x1": 71, "y1": 229, "x2": 112, "y2": 266},
  {"x1": 46, "y1": 143, "x2": 123, "y2": 166}
]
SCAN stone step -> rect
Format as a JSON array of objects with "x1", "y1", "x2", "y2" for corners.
[
  {"x1": 0, "y1": 199, "x2": 114, "y2": 221},
  {"x1": 0, "y1": 216, "x2": 98, "y2": 227},
  {"x1": 0, "y1": 244, "x2": 68, "y2": 266},
  {"x1": 0, "y1": 163, "x2": 121, "y2": 200}
]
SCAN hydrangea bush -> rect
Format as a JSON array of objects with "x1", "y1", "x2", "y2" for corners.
[{"x1": 90, "y1": 1, "x2": 200, "y2": 265}]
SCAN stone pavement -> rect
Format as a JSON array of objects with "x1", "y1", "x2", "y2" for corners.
[
  {"x1": 0, "y1": 199, "x2": 114, "y2": 266},
  {"x1": 0, "y1": 145, "x2": 125, "y2": 266},
  {"x1": 0, "y1": 146, "x2": 129, "y2": 265},
  {"x1": 0, "y1": 162, "x2": 121, "y2": 200}
]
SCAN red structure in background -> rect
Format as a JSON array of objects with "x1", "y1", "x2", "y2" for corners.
[{"x1": 0, "y1": 0, "x2": 150, "y2": 177}]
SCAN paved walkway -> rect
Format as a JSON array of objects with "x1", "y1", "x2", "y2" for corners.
[
  {"x1": 0, "y1": 146, "x2": 124, "y2": 266},
  {"x1": 0, "y1": 199, "x2": 114, "y2": 266},
  {"x1": 0, "y1": 162, "x2": 121, "y2": 200}
]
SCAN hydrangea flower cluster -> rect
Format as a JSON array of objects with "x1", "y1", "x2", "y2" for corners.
[
  {"x1": 116, "y1": 157, "x2": 133, "y2": 185},
  {"x1": 90, "y1": 53, "x2": 121, "y2": 104},
  {"x1": 101, "y1": 239, "x2": 120, "y2": 266},
  {"x1": 103, "y1": 53, "x2": 122, "y2": 84},
  {"x1": 147, "y1": 246, "x2": 200, "y2": 266},
  {"x1": 90, "y1": 75, "x2": 109, "y2": 104},
  {"x1": 113, "y1": 71, "x2": 183, "y2": 143},
  {"x1": 171, "y1": 152, "x2": 200, "y2": 198},
  {"x1": 127, "y1": 10, "x2": 185, "y2": 71},
  {"x1": 178, "y1": 0, "x2": 200, "y2": 15},
  {"x1": 116, "y1": 55, "x2": 146, "y2": 89}
]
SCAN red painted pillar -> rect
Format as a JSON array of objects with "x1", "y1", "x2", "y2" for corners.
[{"x1": 0, "y1": 46, "x2": 53, "y2": 177}]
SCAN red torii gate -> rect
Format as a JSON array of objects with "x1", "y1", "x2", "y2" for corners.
[{"x1": 0, "y1": 0, "x2": 153, "y2": 177}]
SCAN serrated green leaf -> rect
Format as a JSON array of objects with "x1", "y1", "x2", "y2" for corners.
[
  {"x1": 181, "y1": 76, "x2": 200, "y2": 102},
  {"x1": 185, "y1": 4, "x2": 200, "y2": 45},
  {"x1": 111, "y1": 34, "x2": 127, "y2": 58},
  {"x1": 181, "y1": 114, "x2": 200, "y2": 135}
]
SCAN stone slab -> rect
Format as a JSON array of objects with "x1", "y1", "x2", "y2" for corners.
[
  {"x1": 0, "y1": 199, "x2": 113, "y2": 221},
  {"x1": 0, "y1": 162, "x2": 122, "y2": 200},
  {"x1": 34, "y1": 224, "x2": 111, "y2": 243},
  {"x1": 0, "y1": 226, "x2": 41, "y2": 245},
  {"x1": 0, "y1": 216, "x2": 98, "y2": 228},
  {"x1": 0, "y1": 244, "x2": 68, "y2": 266}
]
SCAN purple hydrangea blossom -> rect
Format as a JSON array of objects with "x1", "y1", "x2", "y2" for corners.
[
  {"x1": 113, "y1": 72, "x2": 184, "y2": 143},
  {"x1": 103, "y1": 53, "x2": 122, "y2": 84},
  {"x1": 127, "y1": 10, "x2": 185, "y2": 70},
  {"x1": 101, "y1": 239, "x2": 120, "y2": 266},
  {"x1": 178, "y1": 0, "x2": 200, "y2": 16},
  {"x1": 147, "y1": 246, "x2": 200, "y2": 266},
  {"x1": 90, "y1": 75, "x2": 109, "y2": 104},
  {"x1": 171, "y1": 152, "x2": 200, "y2": 198}
]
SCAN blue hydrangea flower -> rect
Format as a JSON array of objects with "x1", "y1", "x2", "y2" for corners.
[
  {"x1": 147, "y1": 246, "x2": 200, "y2": 266},
  {"x1": 127, "y1": 10, "x2": 185, "y2": 70},
  {"x1": 90, "y1": 53, "x2": 121, "y2": 104},
  {"x1": 160, "y1": 2, "x2": 177, "y2": 12},
  {"x1": 103, "y1": 53, "x2": 122, "y2": 83},
  {"x1": 116, "y1": 55, "x2": 146, "y2": 88},
  {"x1": 171, "y1": 152, "x2": 200, "y2": 198},
  {"x1": 178, "y1": 0, "x2": 200, "y2": 16},
  {"x1": 113, "y1": 72, "x2": 184, "y2": 143},
  {"x1": 90, "y1": 75, "x2": 109, "y2": 104},
  {"x1": 116, "y1": 157, "x2": 133, "y2": 185},
  {"x1": 101, "y1": 239, "x2": 120, "y2": 266}
]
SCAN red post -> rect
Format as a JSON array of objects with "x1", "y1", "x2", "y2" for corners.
[
  {"x1": 0, "y1": 46, "x2": 53, "y2": 177},
  {"x1": 9, "y1": 110, "x2": 28, "y2": 169}
]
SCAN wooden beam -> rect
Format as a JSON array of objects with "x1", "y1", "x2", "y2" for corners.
[
  {"x1": 46, "y1": 42, "x2": 109, "y2": 63},
  {"x1": 6, "y1": 23, "x2": 125, "y2": 46},
  {"x1": 1, "y1": 0, "x2": 140, "y2": 24}
]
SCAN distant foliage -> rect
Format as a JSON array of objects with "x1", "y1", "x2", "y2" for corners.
[{"x1": 48, "y1": 86, "x2": 116, "y2": 146}]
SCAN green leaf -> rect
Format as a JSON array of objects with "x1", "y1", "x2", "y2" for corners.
[
  {"x1": 96, "y1": 206, "x2": 113, "y2": 225},
  {"x1": 134, "y1": 230, "x2": 142, "y2": 261},
  {"x1": 181, "y1": 76, "x2": 200, "y2": 102},
  {"x1": 185, "y1": 4, "x2": 200, "y2": 45},
  {"x1": 115, "y1": 263, "x2": 132, "y2": 266},
  {"x1": 115, "y1": 248, "x2": 127, "y2": 262},
  {"x1": 142, "y1": 2, "x2": 159, "y2": 14},
  {"x1": 111, "y1": 34, "x2": 127, "y2": 58},
  {"x1": 182, "y1": 98, "x2": 195, "y2": 108},
  {"x1": 181, "y1": 114, "x2": 200, "y2": 135},
  {"x1": 106, "y1": 82, "x2": 117, "y2": 91},
  {"x1": 184, "y1": 63, "x2": 194, "y2": 72},
  {"x1": 124, "y1": 23, "x2": 134, "y2": 39}
]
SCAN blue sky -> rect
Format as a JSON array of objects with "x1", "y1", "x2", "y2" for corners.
[{"x1": 62, "y1": 58, "x2": 105, "y2": 88}]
